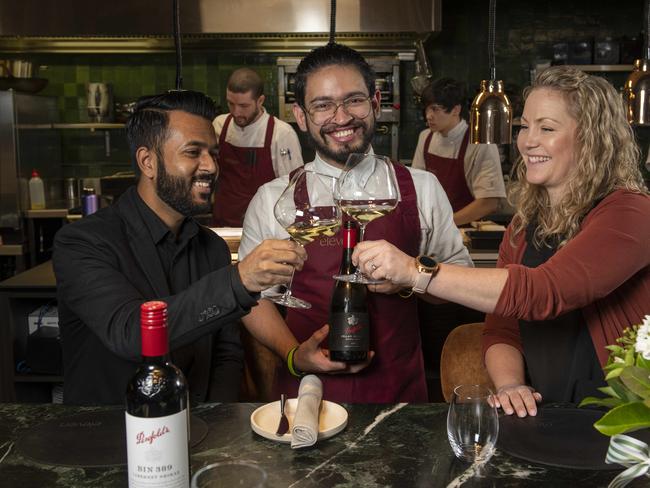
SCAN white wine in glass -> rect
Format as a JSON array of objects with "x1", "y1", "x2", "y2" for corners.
[
  {"x1": 334, "y1": 153, "x2": 399, "y2": 284},
  {"x1": 266, "y1": 168, "x2": 341, "y2": 309}
]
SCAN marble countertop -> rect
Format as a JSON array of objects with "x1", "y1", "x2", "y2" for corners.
[{"x1": 0, "y1": 402, "x2": 633, "y2": 487}]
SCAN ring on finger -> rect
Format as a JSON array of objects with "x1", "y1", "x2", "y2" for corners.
[{"x1": 370, "y1": 261, "x2": 378, "y2": 271}]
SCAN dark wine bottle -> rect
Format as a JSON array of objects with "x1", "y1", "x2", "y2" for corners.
[
  {"x1": 328, "y1": 221, "x2": 369, "y2": 363},
  {"x1": 125, "y1": 301, "x2": 190, "y2": 488}
]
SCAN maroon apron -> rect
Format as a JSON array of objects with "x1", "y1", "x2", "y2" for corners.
[
  {"x1": 212, "y1": 114, "x2": 276, "y2": 227},
  {"x1": 277, "y1": 163, "x2": 428, "y2": 403},
  {"x1": 423, "y1": 128, "x2": 474, "y2": 212}
]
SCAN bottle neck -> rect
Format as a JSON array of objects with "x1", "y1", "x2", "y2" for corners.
[
  {"x1": 141, "y1": 324, "x2": 169, "y2": 357},
  {"x1": 339, "y1": 224, "x2": 358, "y2": 275},
  {"x1": 140, "y1": 354, "x2": 170, "y2": 365}
]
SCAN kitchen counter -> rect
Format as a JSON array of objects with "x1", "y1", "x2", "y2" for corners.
[{"x1": 0, "y1": 402, "x2": 632, "y2": 487}]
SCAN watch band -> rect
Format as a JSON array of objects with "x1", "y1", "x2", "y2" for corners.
[
  {"x1": 412, "y1": 255, "x2": 440, "y2": 294},
  {"x1": 412, "y1": 270, "x2": 434, "y2": 294}
]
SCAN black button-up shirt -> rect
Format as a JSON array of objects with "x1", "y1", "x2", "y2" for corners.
[{"x1": 133, "y1": 193, "x2": 250, "y2": 402}]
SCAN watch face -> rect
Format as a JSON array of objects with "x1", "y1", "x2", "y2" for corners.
[{"x1": 418, "y1": 255, "x2": 437, "y2": 270}]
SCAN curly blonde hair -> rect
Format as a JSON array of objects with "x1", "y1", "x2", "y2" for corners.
[{"x1": 509, "y1": 66, "x2": 648, "y2": 248}]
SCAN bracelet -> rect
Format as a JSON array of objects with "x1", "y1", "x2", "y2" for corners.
[
  {"x1": 286, "y1": 346, "x2": 306, "y2": 378},
  {"x1": 398, "y1": 288, "x2": 414, "y2": 298}
]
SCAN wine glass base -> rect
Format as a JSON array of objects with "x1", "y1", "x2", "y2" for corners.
[
  {"x1": 332, "y1": 273, "x2": 386, "y2": 285},
  {"x1": 266, "y1": 292, "x2": 312, "y2": 309}
]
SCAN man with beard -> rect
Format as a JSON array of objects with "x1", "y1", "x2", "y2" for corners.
[
  {"x1": 53, "y1": 90, "x2": 306, "y2": 405},
  {"x1": 211, "y1": 67, "x2": 303, "y2": 227},
  {"x1": 239, "y1": 43, "x2": 472, "y2": 403}
]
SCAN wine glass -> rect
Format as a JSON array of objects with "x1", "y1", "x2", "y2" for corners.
[
  {"x1": 447, "y1": 384, "x2": 499, "y2": 464},
  {"x1": 266, "y1": 168, "x2": 341, "y2": 309},
  {"x1": 333, "y1": 153, "x2": 399, "y2": 284}
]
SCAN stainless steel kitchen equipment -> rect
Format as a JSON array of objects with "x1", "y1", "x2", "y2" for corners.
[
  {"x1": 86, "y1": 83, "x2": 114, "y2": 123},
  {"x1": 0, "y1": 91, "x2": 62, "y2": 264},
  {"x1": 277, "y1": 54, "x2": 403, "y2": 160}
]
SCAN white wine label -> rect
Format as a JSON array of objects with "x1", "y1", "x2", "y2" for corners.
[{"x1": 125, "y1": 409, "x2": 189, "y2": 488}]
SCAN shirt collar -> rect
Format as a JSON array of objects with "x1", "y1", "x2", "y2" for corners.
[
  {"x1": 442, "y1": 118, "x2": 468, "y2": 142},
  {"x1": 230, "y1": 108, "x2": 268, "y2": 135},
  {"x1": 133, "y1": 191, "x2": 198, "y2": 245},
  {"x1": 311, "y1": 145, "x2": 376, "y2": 177}
]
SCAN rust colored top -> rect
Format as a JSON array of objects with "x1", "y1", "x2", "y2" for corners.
[{"x1": 483, "y1": 189, "x2": 650, "y2": 366}]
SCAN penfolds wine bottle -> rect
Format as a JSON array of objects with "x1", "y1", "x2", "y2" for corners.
[
  {"x1": 125, "y1": 301, "x2": 190, "y2": 488},
  {"x1": 328, "y1": 221, "x2": 369, "y2": 363}
]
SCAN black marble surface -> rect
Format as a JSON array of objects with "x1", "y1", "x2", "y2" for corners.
[{"x1": 0, "y1": 402, "x2": 641, "y2": 487}]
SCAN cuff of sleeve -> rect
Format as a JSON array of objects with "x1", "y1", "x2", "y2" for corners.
[{"x1": 230, "y1": 264, "x2": 260, "y2": 308}]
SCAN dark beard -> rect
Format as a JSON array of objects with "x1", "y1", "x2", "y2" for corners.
[
  {"x1": 234, "y1": 106, "x2": 260, "y2": 128},
  {"x1": 156, "y1": 159, "x2": 214, "y2": 217},
  {"x1": 305, "y1": 118, "x2": 375, "y2": 165}
]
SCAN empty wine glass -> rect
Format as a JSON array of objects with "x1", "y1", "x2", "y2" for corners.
[
  {"x1": 191, "y1": 461, "x2": 267, "y2": 488},
  {"x1": 333, "y1": 153, "x2": 399, "y2": 284},
  {"x1": 266, "y1": 168, "x2": 341, "y2": 309},
  {"x1": 447, "y1": 384, "x2": 499, "y2": 464}
]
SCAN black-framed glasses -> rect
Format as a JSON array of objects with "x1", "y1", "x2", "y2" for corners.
[{"x1": 303, "y1": 96, "x2": 373, "y2": 125}]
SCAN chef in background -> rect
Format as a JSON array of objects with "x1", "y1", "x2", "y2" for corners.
[
  {"x1": 412, "y1": 77, "x2": 506, "y2": 226},
  {"x1": 212, "y1": 67, "x2": 303, "y2": 227}
]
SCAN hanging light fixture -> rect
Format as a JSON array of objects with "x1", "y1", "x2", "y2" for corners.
[
  {"x1": 624, "y1": 0, "x2": 650, "y2": 125},
  {"x1": 171, "y1": 0, "x2": 184, "y2": 91},
  {"x1": 469, "y1": 0, "x2": 512, "y2": 144},
  {"x1": 328, "y1": 0, "x2": 336, "y2": 44}
]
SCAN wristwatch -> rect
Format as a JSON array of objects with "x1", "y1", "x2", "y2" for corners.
[{"x1": 412, "y1": 255, "x2": 440, "y2": 294}]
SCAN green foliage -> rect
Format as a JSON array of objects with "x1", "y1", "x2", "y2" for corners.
[
  {"x1": 580, "y1": 323, "x2": 650, "y2": 437},
  {"x1": 593, "y1": 402, "x2": 650, "y2": 436}
]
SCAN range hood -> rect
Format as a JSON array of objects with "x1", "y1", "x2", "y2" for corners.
[{"x1": 0, "y1": 0, "x2": 440, "y2": 53}]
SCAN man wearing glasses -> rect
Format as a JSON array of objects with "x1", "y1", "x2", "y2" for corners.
[
  {"x1": 412, "y1": 78, "x2": 506, "y2": 226},
  {"x1": 239, "y1": 43, "x2": 471, "y2": 403}
]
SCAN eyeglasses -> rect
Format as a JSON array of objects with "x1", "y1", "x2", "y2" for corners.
[{"x1": 303, "y1": 96, "x2": 373, "y2": 125}]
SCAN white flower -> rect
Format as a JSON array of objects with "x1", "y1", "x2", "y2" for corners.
[{"x1": 635, "y1": 315, "x2": 650, "y2": 360}]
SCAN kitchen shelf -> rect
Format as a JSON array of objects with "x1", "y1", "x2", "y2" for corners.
[
  {"x1": 564, "y1": 65, "x2": 633, "y2": 72},
  {"x1": 0, "y1": 244, "x2": 25, "y2": 256},
  {"x1": 17, "y1": 123, "x2": 125, "y2": 130},
  {"x1": 25, "y1": 209, "x2": 69, "y2": 219}
]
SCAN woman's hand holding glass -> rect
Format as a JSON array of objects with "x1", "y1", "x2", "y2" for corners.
[
  {"x1": 266, "y1": 168, "x2": 341, "y2": 309},
  {"x1": 352, "y1": 239, "x2": 417, "y2": 290},
  {"x1": 334, "y1": 153, "x2": 399, "y2": 284}
]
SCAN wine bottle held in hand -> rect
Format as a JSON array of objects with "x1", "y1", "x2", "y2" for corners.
[
  {"x1": 328, "y1": 221, "x2": 369, "y2": 363},
  {"x1": 125, "y1": 301, "x2": 190, "y2": 488}
]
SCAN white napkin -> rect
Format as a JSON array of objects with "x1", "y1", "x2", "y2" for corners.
[{"x1": 291, "y1": 375, "x2": 323, "y2": 449}]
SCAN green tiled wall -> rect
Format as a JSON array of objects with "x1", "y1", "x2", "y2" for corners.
[{"x1": 19, "y1": 52, "x2": 279, "y2": 178}]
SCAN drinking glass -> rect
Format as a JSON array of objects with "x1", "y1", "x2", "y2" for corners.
[
  {"x1": 191, "y1": 461, "x2": 267, "y2": 488},
  {"x1": 266, "y1": 168, "x2": 341, "y2": 309},
  {"x1": 333, "y1": 153, "x2": 399, "y2": 284},
  {"x1": 447, "y1": 384, "x2": 499, "y2": 463}
]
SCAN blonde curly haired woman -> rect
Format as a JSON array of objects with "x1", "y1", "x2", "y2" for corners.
[{"x1": 352, "y1": 66, "x2": 650, "y2": 417}]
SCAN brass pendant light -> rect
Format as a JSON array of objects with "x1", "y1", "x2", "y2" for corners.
[
  {"x1": 469, "y1": 0, "x2": 512, "y2": 144},
  {"x1": 624, "y1": 0, "x2": 650, "y2": 125}
]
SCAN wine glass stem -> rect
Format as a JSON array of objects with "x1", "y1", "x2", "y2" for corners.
[
  {"x1": 283, "y1": 267, "x2": 296, "y2": 299},
  {"x1": 355, "y1": 223, "x2": 368, "y2": 279},
  {"x1": 282, "y1": 239, "x2": 302, "y2": 298}
]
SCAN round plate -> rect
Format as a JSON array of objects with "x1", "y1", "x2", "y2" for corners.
[
  {"x1": 498, "y1": 407, "x2": 650, "y2": 470},
  {"x1": 250, "y1": 399, "x2": 348, "y2": 443}
]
